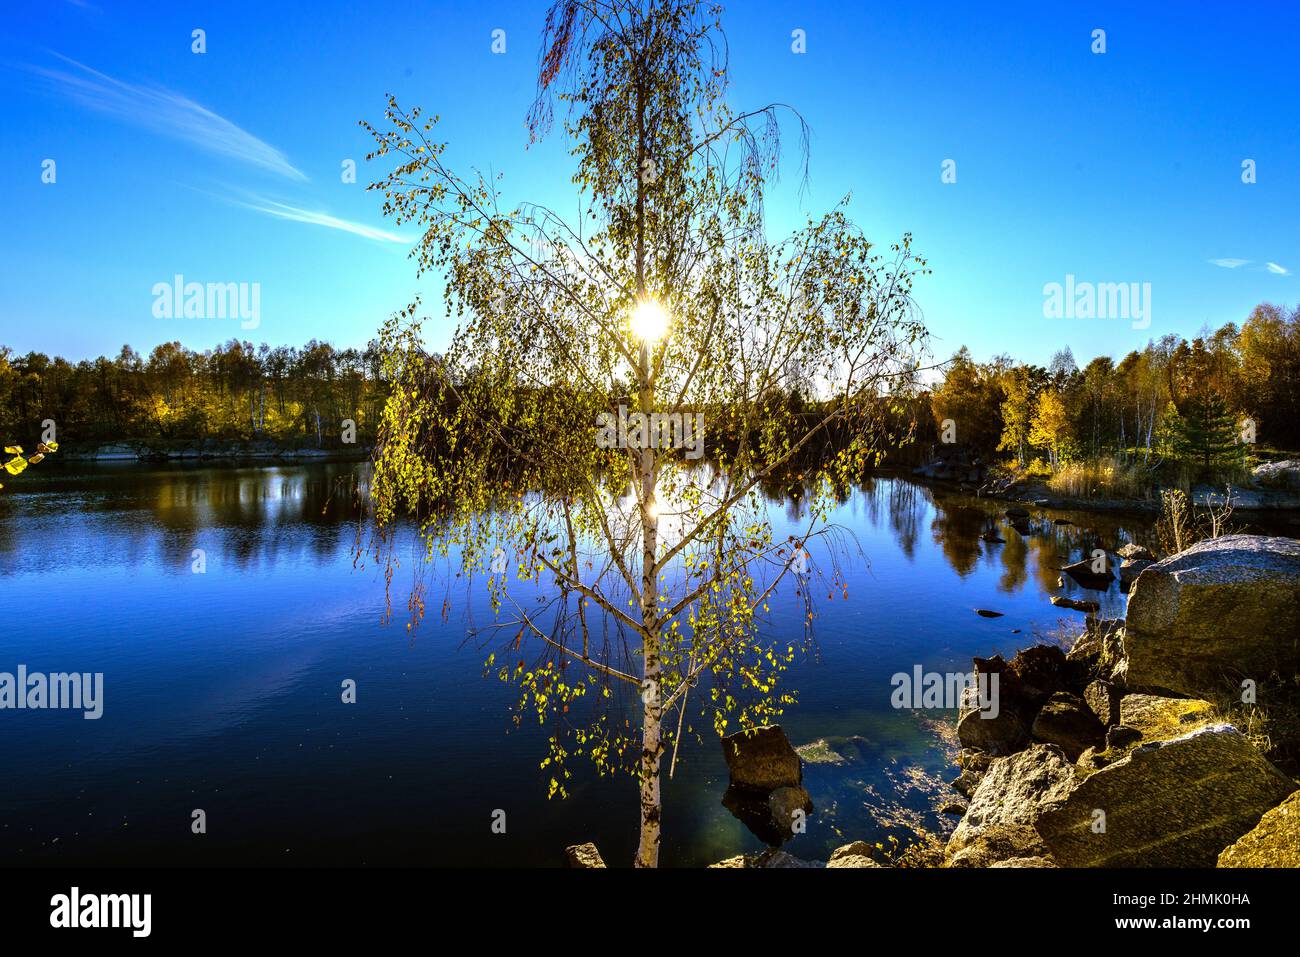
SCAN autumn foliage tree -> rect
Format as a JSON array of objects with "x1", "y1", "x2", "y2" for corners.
[{"x1": 360, "y1": 0, "x2": 928, "y2": 866}]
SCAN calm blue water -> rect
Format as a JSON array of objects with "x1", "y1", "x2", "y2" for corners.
[{"x1": 0, "y1": 462, "x2": 1240, "y2": 867}]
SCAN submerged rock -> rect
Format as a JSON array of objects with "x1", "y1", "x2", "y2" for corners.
[
  {"x1": 795, "y1": 738, "x2": 846, "y2": 766},
  {"x1": 722, "y1": 784, "x2": 812, "y2": 847},
  {"x1": 1036, "y1": 725, "x2": 1296, "y2": 867},
  {"x1": 721, "y1": 725, "x2": 802, "y2": 792},
  {"x1": 767, "y1": 786, "x2": 814, "y2": 835},
  {"x1": 1122, "y1": 535, "x2": 1300, "y2": 698},
  {"x1": 1062, "y1": 557, "x2": 1115, "y2": 591},
  {"x1": 564, "y1": 843, "x2": 606, "y2": 868},
  {"x1": 1051, "y1": 595, "x2": 1100, "y2": 613},
  {"x1": 795, "y1": 735, "x2": 871, "y2": 766}
]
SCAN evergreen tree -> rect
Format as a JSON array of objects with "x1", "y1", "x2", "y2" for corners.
[{"x1": 1173, "y1": 390, "x2": 1240, "y2": 469}]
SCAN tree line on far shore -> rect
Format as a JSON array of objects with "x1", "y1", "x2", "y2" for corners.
[
  {"x1": 2, "y1": 300, "x2": 1297, "y2": 479},
  {"x1": 926, "y1": 302, "x2": 1300, "y2": 491},
  {"x1": 0, "y1": 339, "x2": 389, "y2": 448}
]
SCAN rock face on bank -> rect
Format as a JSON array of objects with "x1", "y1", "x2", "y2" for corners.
[
  {"x1": 1217, "y1": 790, "x2": 1300, "y2": 867},
  {"x1": 1036, "y1": 725, "x2": 1295, "y2": 867},
  {"x1": 59, "y1": 439, "x2": 368, "y2": 462},
  {"x1": 1122, "y1": 535, "x2": 1300, "y2": 697},
  {"x1": 946, "y1": 745, "x2": 1074, "y2": 867},
  {"x1": 943, "y1": 534, "x2": 1300, "y2": 870},
  {"x1": 1253, "y1": 460, "x2": 1300, "y2": 491}
]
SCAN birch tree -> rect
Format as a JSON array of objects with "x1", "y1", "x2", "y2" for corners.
[{"x1": 360, "y1": 0, "x2": 928, "y2": 867}]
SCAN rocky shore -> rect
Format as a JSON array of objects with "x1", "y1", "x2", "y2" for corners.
[
  {"x1": 565, "y1": 534, "x2": 1299, "y2": 869},
  {"x1": 912, "y1": 453, "x2": 1300, "y2": 513},
  {"x1": 943, "y1": 533, "x2": 1299, "y2": 868},
  {"x1": 56, "y1": 439, "x2": 371, "y2": 463}
]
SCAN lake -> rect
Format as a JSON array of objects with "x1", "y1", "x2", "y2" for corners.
[{"x1": 1, "y1": 462, "x2": 1292, "y2": 867}]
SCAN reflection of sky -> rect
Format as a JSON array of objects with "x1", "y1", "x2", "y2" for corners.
[{"x1": 0, "y1": 463, "x2": 1286, "y2": 866}]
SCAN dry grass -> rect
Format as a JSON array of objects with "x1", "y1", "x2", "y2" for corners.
[{"x1": 1046, "y1": 457, "x2": 1151, "y2": 500}]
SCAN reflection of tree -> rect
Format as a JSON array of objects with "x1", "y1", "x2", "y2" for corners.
[
  {"x1": 996, "y1": 527, "x2": 1028, "y2": 592},
  {"x1": 929, "y1": 504, "x2": 984, "y2": 578},
  {"x1": 0, "y1": 463, "x2": 365, "y2": 574},
  {"x1": 886, "y1": 478, "x2": 921, "y2": 560}
]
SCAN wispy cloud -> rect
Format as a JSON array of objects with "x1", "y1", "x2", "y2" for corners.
[
  {"x1": 1209, "y1": 258, "x2": 1251, "y2": 269},
  {"x1": 1265, "y1": 262, "x2": 1291, "y2": 276},
  {"x1": 28, "y1": 55, "x2": 305, "y2": 181},
  {"x1": 235, "y1": 197, "x2": 413, "y2": 244}
]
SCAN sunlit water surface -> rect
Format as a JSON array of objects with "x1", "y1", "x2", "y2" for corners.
[{"x1": 2, "y1": 463, "x2": 1292, "y2": 866}]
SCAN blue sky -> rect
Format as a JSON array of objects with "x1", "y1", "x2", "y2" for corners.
[{"x1": 1, "y1": 0, "x2": 1297, "y2": 367}]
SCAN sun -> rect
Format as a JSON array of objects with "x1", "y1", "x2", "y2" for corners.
[{"x1": 630, "y1": 298, "x2": 669, "y2": 344}]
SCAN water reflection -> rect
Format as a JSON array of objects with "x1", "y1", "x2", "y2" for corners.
[
  {"x1": 1, "y1": 463, "x2": 1294, "y2": 867},
  {"x1": 0, "y1": 463, "x2": 367, "y2": 577}
]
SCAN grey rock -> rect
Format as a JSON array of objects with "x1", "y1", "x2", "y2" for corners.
[
  {"x1": 1084, "y1": 680, "x2": 1123, "y2": 727},
  {"x1": 721, "y1": 725, "x2": 802, "y2": 792},
  {"x1": 947, "y1": 824, "x2": 1051, "y2": 868},
  {"x1": 1119, "y1": 557, "x2": 1153, "y2": 590},
  {"x1": 1252, "y1": 460, "x2": 1300, "y2": 492},
  {"x1": 1218, "y1": 790, "x2": 1300, "y2": 868},
  {"x1": 1106, "y1": 724, "x2": 1143, "y2": 750},
  {"x1": 827, "y1": 841, "x2": 885, "y2": 868},
  {"x1": 1123, "y1": 535, "x2": 1300, "y2": 698},
  {"x1": 564, "y1": 842, "x2": 606, "y2": 868},
  {"x1": 1117, "y1": 693, "x2": 1216, "y2": 741},
  {"x1": 947, "y1": 744, "x2": 1075, "y2": 865},
  {"x1": 1117, "y1": 542, "x2": 1155, "y2": 561},
  {"x1": 1031, "y1": 692, "x2": 1106, "y2": 760},
  {"x1": 957, "y1": 686, "x2": 1028, "y2": 755},
  {"x1": 1037, "y1": 725, "x2": 1297, "y2": 867}
]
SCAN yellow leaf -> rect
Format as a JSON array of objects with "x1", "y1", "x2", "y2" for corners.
[
  {"x1": 4, "y1": 457, "x2": 28, "y2": 476},
  {"x1": 3, "y1": 445, "x2": 21, "y2": 455}
]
